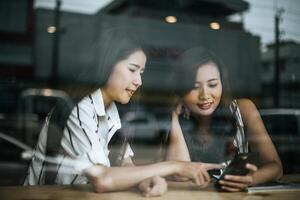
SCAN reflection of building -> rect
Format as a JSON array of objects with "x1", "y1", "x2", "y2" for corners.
[
  {"x1": 0, "y1": 0, "x2": 261, "y2": 108},
  {"x1": 0, "y1": 1, "x2": 33, "y2": 79},
  {"x1": 261, "y1": 41, "x2": 300, "y2": 107},
  {"x1": 33, "y1": 0, "x2": 261, "y2": 99}
]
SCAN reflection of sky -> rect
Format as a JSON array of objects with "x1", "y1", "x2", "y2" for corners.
[
  {"x1": 34, "y1": 0, "x2": 113, "y2": 14},
  {"x1": 231, "y1": 0, "x2": 300, "y2": 47}
]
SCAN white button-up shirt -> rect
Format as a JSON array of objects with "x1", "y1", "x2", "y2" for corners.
[{"x1": 25, "y1": 89, "x2": 134, "y2": 185}]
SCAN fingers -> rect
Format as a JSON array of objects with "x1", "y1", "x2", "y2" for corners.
[
  {"x1": 224, "y1": 174, "x2": 253, "y2": 185},
  {"x1": 197, "y1": 171, "x2": 205, "y2": 186},
  {"x1": 246, "y1": 163, "x2": 258, "y2": 174},
  {"x1": 221, "y1": 185, "x2": 243, "y2": 192},
  {"x1": 201, "y1": 169, "x2": 211, "y2": 184},
  {"x1": 138, "y1": 178, "x2": 151, "y2": 192},
  {"x1": 193, "y1": 168, "x2": 211, "y2": 187},
  {"x1": 140, "y1": 176, "x2": 168, "y2": 197},
  {"x1": 186, "y1": 162, "x2": 219, "y2": 187},
  {"x1": 192, "y1": 172, "x2": 201, "y2": 186},
  {"x1": 178, "y1": 162, "x2": 220, "y2": 188},
  {"x1": 139, "y1": 180, "x2": 153, "y2": 197},
  {"x1": 144, "y1": 182, "x2": 167, "y2": 197},
  {"x1": 203, "y1": 163, "x2": 224, "y2": 171},
  {"x1": 219, "y1": 179, "x2": 248, "y2": 190},
  {"x1": 218, "y1": 174, "x2": 254, "y2": 192}
]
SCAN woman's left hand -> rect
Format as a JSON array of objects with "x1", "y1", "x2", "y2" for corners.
[
  {"x1": 138, "y1": 176, "x2": 168, "y2": 197},
  {"x1": 218, "y1": 163, "x2": 258, "y2": 192}
]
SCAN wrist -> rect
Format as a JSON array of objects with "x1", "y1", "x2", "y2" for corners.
[
  {"x1": 169, "y1": 161, "x2": 182, "y2": 176},
  {"x1": 172, "y1": 111, "x2": 179, "y2": 120}
]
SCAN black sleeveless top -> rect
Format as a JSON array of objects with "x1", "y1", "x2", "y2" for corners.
[{"x1": 179, "y1": 115, "x2": 237, "y2": 163}]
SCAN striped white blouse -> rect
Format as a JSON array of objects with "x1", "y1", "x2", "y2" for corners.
[{"x1": 25, "y1": 89, "x2": 134, "y2": 185}]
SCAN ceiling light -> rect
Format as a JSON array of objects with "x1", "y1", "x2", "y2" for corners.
[
  {"x1": 210, "y1": 22, "x2": 220, "y2": 30},
  {"x1": 165, "y1": 16, "x2": 177, "y2": 24},
  {"x1": 47, "y1": 26, "x2": 56, "y2": 33}
]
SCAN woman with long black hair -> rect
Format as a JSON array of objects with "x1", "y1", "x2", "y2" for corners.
[{"x1": 166, "y1": 46, "x2": 283, "y2": 192}]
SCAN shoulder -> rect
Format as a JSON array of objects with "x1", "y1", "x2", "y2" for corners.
[
  {"x1": 236, "y1": 98, "x2": 260, "y2": 125},
  {"x1": 236, "y1": 98, "x2": 257, "y2": 112},
  {"x1": 78, "y1": 95, "x2": 96, "y2": 109},
  {"x1": 68, "y1": 96, "x2": 96, "y2": 123}
]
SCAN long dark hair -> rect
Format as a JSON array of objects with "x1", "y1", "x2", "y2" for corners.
[
  {"x1": 177, "y1": 46, "x2": 231, "y2": 106},
  {"x1": 176, "y1": 46, "x2": 237, "y2": 138},
  {"x1": 68, "y1": 26, "x2": 146, "y2": 102}
]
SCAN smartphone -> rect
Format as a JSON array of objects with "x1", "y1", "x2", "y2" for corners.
[{"x1": 215, "y1": 152, "x2": 259, "y2": 189}]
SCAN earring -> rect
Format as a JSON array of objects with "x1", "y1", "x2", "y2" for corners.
[{"x1": 182, "y1": 105, "x2": 190, "y2": 119}]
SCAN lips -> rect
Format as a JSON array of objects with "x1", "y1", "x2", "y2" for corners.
[
  {"x1": 197, "y1": 102, "x2": 213, "y2": 110},
  {"x1": 126, "y1": 89, "x2": 135, "y2": 97}
]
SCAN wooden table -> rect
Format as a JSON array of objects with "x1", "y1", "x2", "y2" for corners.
[{"x1": 1, "y1": 175, "x2": 300, "y2": 200}]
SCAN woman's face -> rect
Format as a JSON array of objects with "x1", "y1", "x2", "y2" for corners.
[
  {"x1": 102, "y1": 50, "x2": 146, "y2": 105},
  {"x1": 183, "y1": 61, "x2": 222, "y2": 117}
]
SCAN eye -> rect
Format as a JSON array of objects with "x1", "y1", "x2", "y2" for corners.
[
  {"x1": 129, "y1": 68, "x2": 136, "y2": 72},
  {"x1": 208, "y1": 83, "x2": 218, "y2": 88}
]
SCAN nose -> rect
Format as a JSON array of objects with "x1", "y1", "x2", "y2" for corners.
[
  {"x1": 198, "y1": 86, "x2": 210, "y2": 100},
  {"x1": 133, "y1": 73, "x2": 142, "y2": 87}
]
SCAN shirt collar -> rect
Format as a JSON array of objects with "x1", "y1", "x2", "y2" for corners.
[
  {"x1": 91, "y1": 89, "x2": 121, "y2": 126},
  {"x1": 90, "y1": 89, "x2": 105, "y2": 116}
]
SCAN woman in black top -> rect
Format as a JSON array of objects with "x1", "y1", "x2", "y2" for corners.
[{"x1": 166, "y1": 47, "x2": 282, "y2": 192}]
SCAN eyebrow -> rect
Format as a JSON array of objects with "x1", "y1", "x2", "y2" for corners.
[
  {"x1": 195, "y1": 78, "x2": 219, "y2": 84},
  {"x1": 207, "y1": 78, "x2": 219, "y2": 82},
  {"x1": 130, "y1": 63, "x2": 140, "y2": 68}
]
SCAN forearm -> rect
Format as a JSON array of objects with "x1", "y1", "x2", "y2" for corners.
[
  {"x1": 237, "y1": 99, "x2": 283, "y2": 186},
  {"x1": 165, "y1": 141, "x2": 190, "y2": 162},
  {"x1": 85, "y1": 161, "x2": 179, "y2": 193},
  {"x1": 252, "y1": 161, "x2": 283, "y2": 185},
  {"x1": 166, "y1": 112, "x2": 190, "y2": 162}
]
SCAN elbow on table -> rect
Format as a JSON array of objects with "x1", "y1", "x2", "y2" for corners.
[
  {"x1": 85, "y1": 165, "x2": 114, "y2": 193},
  {"x1": 276, "y1": 158, "x2": 284, "y2": 178},
  {"x1": 277, "y1": 164, "x2": 283, "y2": 179},
  {"x1": 92, "y1": 176, "x2": 114, "y2": 193},
  {"x1": 271, "y1": 160, "x2": 283, "y2": 180}
]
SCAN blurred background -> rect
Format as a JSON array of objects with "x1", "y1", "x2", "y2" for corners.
[{"x1": 0, "y1": 0, "x2": 299, "y2": 186}]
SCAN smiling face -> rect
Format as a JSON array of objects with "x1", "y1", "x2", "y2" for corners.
[
  {"x1": 183, "y1": 61, "x2": 222, "y2": 117},
  {"x1": 101, "y1": 50, "x2": 146, "y2": 106}
]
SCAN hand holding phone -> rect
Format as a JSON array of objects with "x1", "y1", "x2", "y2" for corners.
[{"x1": 215, "y1": 152, "x2": 259, "y2": 189}]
